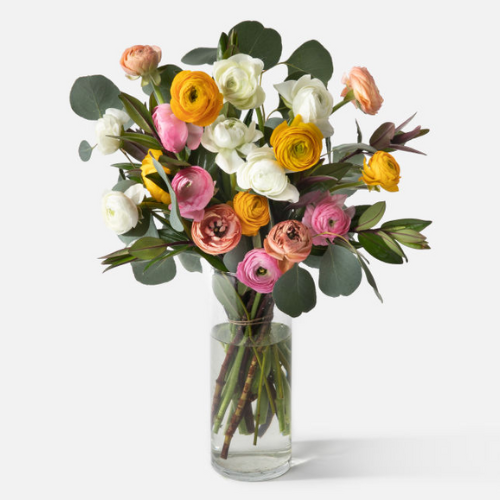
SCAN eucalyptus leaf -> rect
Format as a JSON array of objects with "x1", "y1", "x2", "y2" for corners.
[
  {"x1": 319, "y1": 244, "x2": 362, "y2": 297},
  {"x1": 273, "y1": 265, "x2": 316, "y2": 318},
  {"x1": 285, "y1": 40, "x2": 333, "y2": 84},
  {"x1": 70, "y1": 75, "x2": 122, "y2": 120},
  {"x1": 150, "y1": 154, "x2": 184, "y2": 232},
  {"x1": 178, "y1": 252, "x2": 203, "y2": 273},
  {"x1": 230, "y1": 21, "x2": 282, "y2": 70},
  {"x1": 78, "y1": 140, "x2": 93, "y2": 161},
  {"x1": 181, "y1": 47, "x2": 217, "y2": 65},
  {"x1": 356, "y1": 201, "x2": 386, "y2": 231},
  {"x1": 212, "y1": 272, "x2": 248, "y2": 320},
  {"x1": 131, "y1": 257, "x2": 176, "y2": 285}
]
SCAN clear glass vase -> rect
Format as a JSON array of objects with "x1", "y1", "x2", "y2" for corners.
[{"x1": 209, "y1": 269, "x2": 292, "y2": 481}]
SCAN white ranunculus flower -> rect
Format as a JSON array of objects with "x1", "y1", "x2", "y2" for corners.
[
  {"x1": 237, "y1": 146, "x2": 299, "y2": 202},
  {"x1": 274, "y1": 75, "x2": 334, "y2": 137},
  {"x1": 213, "y1": 54, "x2": 266, "y2": 110},
  {"x1": 95, "y1": 108, "x2": 130, "y2": 155},
  {"x1": 102, "y1": 184, "x2": 145, "y2": 234},
  {"x1": 201, "y1": 116, "x2": 263, "y2": 174}
]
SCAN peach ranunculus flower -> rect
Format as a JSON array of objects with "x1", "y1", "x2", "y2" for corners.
[
  {"x1": 191, "y1": 204, "x2": 242, "y2": 255},
  {"x1": 341, "y1": 66, "x2": 383, "y2": 115},
  {"x1": 360, "y1": 151, "x2": 401, "y2": 192},
  {"x1": 263, "y1": 220, "x2": 312, "y2": 272},
  {"x1": 140, "y1": 149, "x2": 171, "y2": 205},
  {"x1": 120, "y1": 45, "x2": 162, "y2": 86},
  {"x1": 231, "y1": 191, "x2": 270, "y2": 237},
  {"x1": 170, "y1": 71, "x2": 224, "y2": 127},
  {"x1": 270, "y1": 115, "x2": 323, "y2": 172}
]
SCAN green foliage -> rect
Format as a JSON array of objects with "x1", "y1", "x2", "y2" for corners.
[
  {"x1": 129, "y1": 237, "x2": 167, "y2": 260},
  {"x1": 319, "y1": 244, "x2": 362, "y2": 297},
  {"x1": 285, "y1": 40, "x2": 333, "y2": 84},
  {"x1": 355, "y1": 201, "x2": 386, "y2": 231},
  {"x1": 118, "y1": 212, "x2": 159, "y2": 245},
  {"x1": 119, "y1": 92, "x2": 156, "y2": 135},
  {"x1": 178, "y1": 252, "x2": 203, "y2": 273},
  {"x1": 223, "y1": 236, "x2": 253, "y2": 273},
  {"x1": 212, "y1": 272, "x2": 248, "y2": 320},
  {"x1": 229, "y1": 21, "x2": 282, "y2": 70},
  {"x1": 78, "y1": 140, "x2": 92, "y2": 161},
  {"x1": 181, "y1": 47, "x2": 217, "y2": 65},
  {"x1": 70, "y1": 75, "x2": 122, "y2": 120},
  {"x1": 142, "y1": 64, "x2": 182, "y2": 101},
  {"x1": 273, "y1": 265, "x2": 316, "y2": 317},
  {"x1": 132, "y1": 257, "x2": 176, "y2": 285},
  {"x1": 358, "y1": 231, "x2": 405, "y2": 264}
]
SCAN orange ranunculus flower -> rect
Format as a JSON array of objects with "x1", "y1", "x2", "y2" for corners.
[
  {"x1": 191, "y1": 204, "x2": 242, "y2": 255},
  {"x1": 140, "y1": 149, "x2": 171, "y2": 205},
  {"x1": 232, "y1": 191, "x2": 270, "y2": 237},
  {"x1": 341, "y1": 67, "x2": 383, "y2": 115},
  {"x1": 170, "y1": 71, "x2": 224, "y2": 127},
  {"x1": 120, "y1": 45, "x2": 162, "y2": 86},
  {"x1": 360, "y1": 151, "x2": 401, "y2": 192},
  {"x1": 270, "y1": 115, "x2": 323, "y2": 172}
]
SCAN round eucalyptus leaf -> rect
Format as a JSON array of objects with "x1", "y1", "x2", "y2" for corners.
[{"x1": 78, "y1": 140, "x2": 93, "y2": 162}]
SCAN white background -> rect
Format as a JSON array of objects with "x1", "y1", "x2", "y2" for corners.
[{"x1": 1, "y1": 0, "x2": 499, "y2": 498}]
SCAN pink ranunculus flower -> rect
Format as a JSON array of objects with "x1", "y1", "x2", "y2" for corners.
[
  {"x1": 236, "y1": 249, "x2": 283, "y2": 294},
  {"x1": 171, "y1": 166, "x2": 214, "y2": 221},
  {"x1": 263, "y1": 220, "x2": 312, "y2": 272},
  {"x1": 153, "y1": 103, "x2": 203, "y2": 153},
  {"x1": 191, "y1": 204, "x2": 242, "y2": 255},
  {"x1": 302, "y1": 193, "x2": 356, "y2": 246},
  {"x1": 341, "y1": 66, "x2": 383, "y2": 115},
  {"x1": 120, "y1": 45, "x2": 162, "y2": 78}
]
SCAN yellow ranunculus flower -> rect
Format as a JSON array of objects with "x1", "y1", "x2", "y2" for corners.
[
  {"x1": 140, "y1": 149, "x2": 171, "y2": 205},
  {"x1": 360, "y1": 151, "x2": 401, "y2": 192},
  {"x1": 270, "y1": 114, "x2": 323, "y2": 172},
  {"x1": 232, "y1": 191, "x2": 270, "y2": 237},
  {"x1": 170, "y1": 70, "x2": 224, "y2": 127}
]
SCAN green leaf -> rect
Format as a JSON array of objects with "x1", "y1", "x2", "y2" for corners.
[
  {"x1": 212, "y1": 272, "x2": 248, "y2": 320},
  {"x1": 230, "y1": 21, "x2": 282, "y2": 70},
  {"x1": 119, "y1": 92, "x2": 156, "y2": 135},
  {"x1": 117, "y1": 212, "x2": 159, "y2": 245},
  {"x1": 273, "y1": 265, "x2": 316, "y2": 318},
  {"x1": 358, "y1": 232, "x2": 404, "y2": 264},
  {"x1": 129, "y1": 237, "x2": 167, "y2": 260},
  {"x1": 358, "y1": 257, "x2": 383, "y2": 303},
  {"x1": 223, "y1": 236, "x2": 252, "y2": 273},
  {"x1": 356, "y1": 201, "x2": 386, "y2": 231},
  {"x1": 150, "y1": 154, "x2": 184, "y2": 232},
  {"x1": 285, "y1": 40, "x2": 333, "y2": 84},
  {"x1": 319, "y1": 244, "x2": 362, "y2": 297},
  {"x1": 78, "y1": 140, "x2": 92, "y2": 161},
  {"x1": 110, "y1": 162, "x2": 140, "y2": 170},
  {"x1": 178, "y1": 252, "x2": 203, "y2": 273},
  {"x1": 142, "y1": 64, "x2": 182, "y2": 100},
  {"x1": 70, "y1": 75, "x2": 122, "y2": 120},
  {"x1": 311, "y1": 162, "x2": 354, "y2": 179},
  {"x1": 158, "y1": 226, "x2": 188, "y2": 243},
  {"x1": 381, "y1": 218, "x2": 432, "y2": 232},
  {"x1": 118, "y1": 132, "x2": 162, "y2": 150},
  {"x1": 385, "y1": 228, "x2": 427, "y2": 245},
  {"x1": 181, "y1": 47, "x2": 217, "y2": 65},
  {"x1": 131, "y1": 257, "x2": 176, "y2": 285},
  {"x1": 194, "y1": 248, "x2": 229, "y2": 273}
]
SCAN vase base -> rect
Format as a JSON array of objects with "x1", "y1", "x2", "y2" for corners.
[{"x1": 211, "y1": 454, "x2": 290, "y2": 482}]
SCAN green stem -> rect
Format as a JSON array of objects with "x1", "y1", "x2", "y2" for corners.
[
  {"x1": 255, "y1": 107, "x2": 266, "y2": 146},
  {"x1": 331, "y1": 90, "x2": 354, "y2": 114},
  {"x1": 153, "y1": 84, "x2": 165, "y2": 105},
  {"x1": 253, "y1": 346, "x2": 269, "y2": 445},
  {"x1": 271, "y1": 345, "x2": 285, "y2": 433}
]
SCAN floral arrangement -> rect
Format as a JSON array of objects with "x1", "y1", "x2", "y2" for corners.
[{"x1": 70, "y1": 21, "x2": 431, "y2": 465}]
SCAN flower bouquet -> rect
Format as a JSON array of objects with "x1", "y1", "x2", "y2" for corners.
[{"x1": 70, "y1": 20, "x2": 431, "y2": 481}]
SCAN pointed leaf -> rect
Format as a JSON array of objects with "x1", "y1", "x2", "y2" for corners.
[
  {"x1": 381, "y1": 218, "x2": 432, "y2": 232},
  {"x1": 358, "y1": 232, "x2": 404, "y2": 264},
  {"x1": 355, "y1": 201, "x2": 386, "y2": 231},
  {"x1": 119, "y1": 92, "x2": 156, "y2": 135},
  {"x1": 129, "y1": 237, "x2": 168, "y2": 260}
]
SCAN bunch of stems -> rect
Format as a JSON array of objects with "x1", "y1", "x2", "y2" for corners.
[{"x1": 211, "y1": 286, "x2": 291, "y2": 460}]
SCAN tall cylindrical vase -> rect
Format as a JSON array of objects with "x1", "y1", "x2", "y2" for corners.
[{"x1": 209, "y1": 269, "x2": 292, "y2": 481}]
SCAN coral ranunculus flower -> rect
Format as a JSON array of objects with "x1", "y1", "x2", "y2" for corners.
[
  {"x1": 140, "y1": 149, "x2": 171, "y2": 205},
  {"x1": 263, "y1": 220, "x2": 312, "y2": 272},
  {"x1": 341, "y1": 66, "x2": 383, "y2": 115},
  {"x1": 191, "y1": 204, "x2": 242, "y2": 255},
  {"x1": 270, "y1": 115, "x2": 323, "y2": 172},
  {"x1": 232, "y1": 191, "x2": 270, "y2": 237},
  {"x1": 360, "y1": 151, "x2": 401, "y2": 192},
  {"x1": 170, "y1": 71, "x2": 224, "y2": 127},
  {"x1": 120, "y1": 45, "x2": 162, "y2": 86}
]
